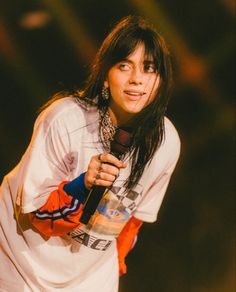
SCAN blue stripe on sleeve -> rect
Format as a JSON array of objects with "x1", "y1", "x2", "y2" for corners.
[{"x1": 63, "y1": 172, "x2": 89, "y2": 203}]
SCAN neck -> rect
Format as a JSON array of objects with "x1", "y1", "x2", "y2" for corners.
[{"x1": 108, "y1": 107, "x2": 133, "y2": 127}]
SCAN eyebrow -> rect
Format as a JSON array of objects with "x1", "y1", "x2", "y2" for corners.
[
  {"x1": 119, "y1": 58, "x2": 155, "y2": 64},
  {"x1": 144, "y1": 60, "x2": 155, "y2": 65},
  {"x1": 119, "y1": 58, "x2": 133, "y2": 64}
]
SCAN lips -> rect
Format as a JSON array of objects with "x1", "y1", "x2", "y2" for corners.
[{"x1": 124, "y1": 90, "x2": 145, "y2": 99}]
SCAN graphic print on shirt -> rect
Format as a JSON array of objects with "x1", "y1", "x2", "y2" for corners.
[
  {"x1": 69, "y1": 179, "x2": 143, "y2": 249},
  {"x1": 87, "y1": 180, "x2": 143, "y2": 236}
]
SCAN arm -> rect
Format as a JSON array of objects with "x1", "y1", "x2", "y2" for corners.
[{"x1": 29, "y1": 173, "x2": 89, "y2": 237}]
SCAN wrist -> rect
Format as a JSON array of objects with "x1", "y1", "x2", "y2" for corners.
[{"x1": 63, "y1": 172, "x2": 90, "y2": 202}]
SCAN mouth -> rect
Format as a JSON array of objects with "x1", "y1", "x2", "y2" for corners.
[{"x1": 124, "y1": 90, "x2": 145, "y2": 99}]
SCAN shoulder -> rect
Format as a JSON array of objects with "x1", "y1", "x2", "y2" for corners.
[
  {"x1": 38, "y1": 97, "x2": 87, "y2": 124},
  {"x1": 164, "y1": 116, "x2": 181, "y2": 164},
  {"x1": 151, "y1": 116, "x2": 181, "y2": 171},
  {"x1": 34, "y1": 97, "x2": 98, "y2": 134},
  {"x1": 163, "y1": 116, "x2": 181, "y2": 150}
]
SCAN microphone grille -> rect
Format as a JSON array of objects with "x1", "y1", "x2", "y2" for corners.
[{"x1": 111, "y1": 127, "x2": 133, "y2": 156}]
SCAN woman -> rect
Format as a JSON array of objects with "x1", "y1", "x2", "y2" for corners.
[{"x1": 0, "y1": 15, "x2": 180, "y2": 291}]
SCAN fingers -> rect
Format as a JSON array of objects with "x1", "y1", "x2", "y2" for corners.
[
  {"x1": 98, "y1": 153, "x2": 127, "y2": 169},
  {"x1": 84, "y1": 153, "x2": 127, "y2": 190},
  {"x1": 93, "y1": 170, "x2": 117, "y2": 187},
  {"x1": 99, "y1": 162, "x2": 119, "y2": 176},
  {"x1": 85, "y1": 168, "x2": 116, "y2": 190}
]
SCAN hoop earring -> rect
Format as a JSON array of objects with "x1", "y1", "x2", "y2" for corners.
[{"x1": 101, "y1": 87, "x2": 110, "y2": 100}]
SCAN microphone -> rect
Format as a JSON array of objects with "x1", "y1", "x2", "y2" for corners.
[{"x1": 80, "y1": 127, "x2": 132, "y2": 224}]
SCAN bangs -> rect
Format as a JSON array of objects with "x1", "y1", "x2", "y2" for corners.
[{"x1": 107, "y1": 29, "x2": 162, "y2": 72}]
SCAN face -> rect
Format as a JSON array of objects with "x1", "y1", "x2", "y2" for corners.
[{"x1": 104, "y1": 43, "x2": 160, "y2": 125}]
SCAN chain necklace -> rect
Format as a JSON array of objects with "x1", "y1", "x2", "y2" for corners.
[
  {"x1": 75, "y1": 95, "x2": 117, "y2": 152},
  {"x1": 99, "y1": 108, "x2": 117, "y2": 152}
]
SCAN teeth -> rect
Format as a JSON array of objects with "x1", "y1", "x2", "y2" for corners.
[{"x1": 126, "y1": 92, "x2": 142, "y2": 96}]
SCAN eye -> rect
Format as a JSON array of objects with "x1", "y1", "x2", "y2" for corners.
[
  {"x1": 144, "y1": 63, "x2": 156, "y2": 73},
  {"x1": 118, "y1": 63, "x2": 130, "y2": 71}
]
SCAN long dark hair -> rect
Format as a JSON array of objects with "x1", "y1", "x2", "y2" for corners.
[
  {"x1": 42, "y1": 15, "x2": 173, "y2": 192},
  {"x1": 79, "y1": 15, "x2": 173, "y2": 191}
]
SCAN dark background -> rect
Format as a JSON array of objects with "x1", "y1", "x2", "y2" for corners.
[{"x1": 0, "y1": 1, "x2": 235, "y2": 291}]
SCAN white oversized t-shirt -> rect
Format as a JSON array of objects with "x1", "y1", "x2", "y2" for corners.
[{"x1": 0, "y1": 97, "x2": 180, "y2": 291}]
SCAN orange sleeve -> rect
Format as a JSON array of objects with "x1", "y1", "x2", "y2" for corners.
[
  {"x1": 29, "y1": 181, "x2": 84, "y2": 237},
  {"x1": 116, "y1": 216, "x2": 143, "y2": 276}
]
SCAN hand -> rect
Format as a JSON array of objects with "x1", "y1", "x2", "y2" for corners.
[{"x1": 84, "y1": 153, "x2": 127, "y2": 190}]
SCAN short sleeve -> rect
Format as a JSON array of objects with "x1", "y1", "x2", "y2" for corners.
[{"x1": 133, "y1": 159, "x2": 178, "y2": 222}]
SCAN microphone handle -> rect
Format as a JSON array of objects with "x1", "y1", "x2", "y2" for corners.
[{"x1": 79, "y1": 185, "x2": 107, "y2": 225}]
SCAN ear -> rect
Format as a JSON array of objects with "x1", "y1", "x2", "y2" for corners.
[{"x1": 104, "y1": 79, "x2": 109, "y2": 88}]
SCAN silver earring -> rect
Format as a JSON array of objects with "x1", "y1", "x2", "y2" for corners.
[{"x1": 102, "y1": 87, "x2": 109, "y2": 100}]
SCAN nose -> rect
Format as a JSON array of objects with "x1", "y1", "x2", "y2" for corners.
[{"x1": 129, "y1": 68, "x2": 143, "y2": 85}]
